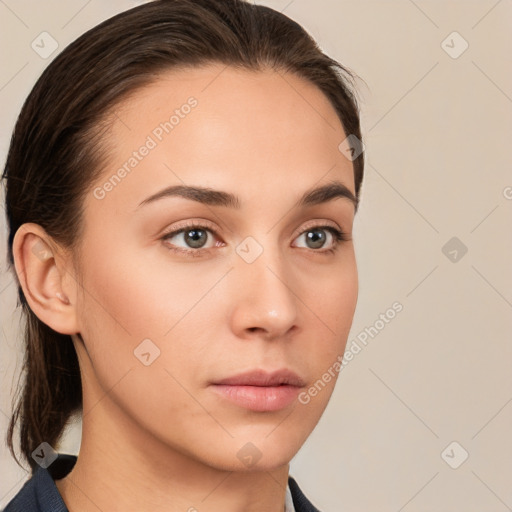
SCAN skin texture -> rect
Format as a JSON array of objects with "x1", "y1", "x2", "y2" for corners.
[{"x1": 13, "y1": 64, "x2": 358, "y2": 512}]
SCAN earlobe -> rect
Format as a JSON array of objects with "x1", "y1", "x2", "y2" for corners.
[{"x1": 12, "y1": 223, "x2": 79, "y2": 335}]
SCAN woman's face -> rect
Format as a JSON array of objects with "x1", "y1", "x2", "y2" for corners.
[{"x1": 70, "y1": 64, "x2": 358, "y2": 471}]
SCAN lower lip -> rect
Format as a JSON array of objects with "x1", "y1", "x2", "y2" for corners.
[{"x1": 211, "y1": 384, "x2": 301, "y2": 412}]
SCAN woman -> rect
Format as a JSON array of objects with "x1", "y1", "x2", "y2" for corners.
[{"x1": 2, "y1": 0, "x2": 364, "y2": 510}]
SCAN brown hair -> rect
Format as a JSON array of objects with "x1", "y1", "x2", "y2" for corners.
[{"x1": 2, "y1": 0, "x2": 364, "y2": 473}]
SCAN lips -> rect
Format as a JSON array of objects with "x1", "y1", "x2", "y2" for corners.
[
  {"x1": 212, "y1": 368, "x2": 306, "y2": 387},
  {"x1": 210, "y1": 369, "x2": 306, "y2": 412}
]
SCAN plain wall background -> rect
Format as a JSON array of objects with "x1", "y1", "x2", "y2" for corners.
[{"x1": 1, "y1": 1, "x2": 511, "y2": 510}]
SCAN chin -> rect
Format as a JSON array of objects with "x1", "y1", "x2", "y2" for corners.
[
  {"x1": 207, "y1": 449, "x2": 296, "y2": 474},
  {"x1": 218, "y1": 426, "x2": 310, "y2": 472}
]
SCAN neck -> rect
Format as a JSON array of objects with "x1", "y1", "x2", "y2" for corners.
[{"x1": 55, "y1": 396, "x2": 290, "y2": 512}]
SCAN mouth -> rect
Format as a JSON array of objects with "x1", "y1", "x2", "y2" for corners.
[{"x1": 209, "y1": 369, "x2": 306, "y2": 412}]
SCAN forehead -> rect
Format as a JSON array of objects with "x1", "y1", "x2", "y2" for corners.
[
  {"x1": 113, "y1": 63, "x2": 344, "y2": 131},
  {"x1": 87, "y1": 63, "x2": 355, "y2": 216}
]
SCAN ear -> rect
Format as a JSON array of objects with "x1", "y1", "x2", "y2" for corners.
[{"x1": 12, "y1": 223, "x2": 80, "y2": 335}]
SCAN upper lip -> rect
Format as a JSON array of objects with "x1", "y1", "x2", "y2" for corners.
[{"x1": 212, "y1": 369, "x2": 305, "y2": 387}]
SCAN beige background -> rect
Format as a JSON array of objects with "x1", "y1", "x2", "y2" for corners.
[{"x1": 1, "y1": 0, "x2": 511, "y2": 510}]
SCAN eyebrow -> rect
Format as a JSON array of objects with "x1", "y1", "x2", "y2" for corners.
[{"x1": 137, "y1": 180, "x2": 358, "y2": 211}]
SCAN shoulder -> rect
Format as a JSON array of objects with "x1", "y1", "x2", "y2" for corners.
[
  {"x1": 288, "y1": 476, "x2": 323, "y2": 512},
  {"x1": 2, "y1": 454, "x2": 76, "y2": 512}
]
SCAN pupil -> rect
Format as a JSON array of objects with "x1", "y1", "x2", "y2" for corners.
[
  {"x1": 186, "y1": 229, "x2": 206, "y2": 248},
  {"x1": 307, "y1": 230, "x2": 325, "y2": 248}
]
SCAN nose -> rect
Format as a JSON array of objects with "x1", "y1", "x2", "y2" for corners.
[{"x1": 229, "y1": 243, "x2": 299, "y2": 341}]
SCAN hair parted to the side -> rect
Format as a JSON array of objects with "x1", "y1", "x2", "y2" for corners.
[{"x1": 2, "y1": 0, "x2": 364, "y2": 474}]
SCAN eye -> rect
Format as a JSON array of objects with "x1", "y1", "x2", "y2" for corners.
[
  {"x1": 161, "y1": 221, "x2": 222, "y2": 257},
  {"x1": 293, "y1": 225, "x2": 349, "y2": 254}
]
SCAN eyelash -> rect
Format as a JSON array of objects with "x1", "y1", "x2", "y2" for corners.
[{"x1": 161, "y1": 221, "x2": 350, "y2": 258}]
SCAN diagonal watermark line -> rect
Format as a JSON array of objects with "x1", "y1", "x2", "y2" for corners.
[
  {"x1": 370, "y1": 163, "x2": 439, "y2": 233},
  {"x1": 406, "y1": 265, "x2": 438, "y2": 297},
  {"x1": 112, "y1": 111, "x2": 131, "y2": 132},
  {"x1": 82, "y1": 367, "x2": 133, "y2": 420},
  {"x1": 201, "y1": 63, "x2": 230, "y2": 93},
  {"x1": 471, "y1": 470, "x2": 512, "y2": 511},
  {"x1": 471, "y1": 265, "x2": 512, "y2": 308},
  {"x1": 191, "y1": 459, "x2": 288, "y2": 508},
  {"x1": 0, "y1": 266, "x2": 26, "y2": 302},
  {"x1": 265, "y1": 401, "x2": 299, "y2": 438},
  {"x1": 0, "y1": 471, "x2": 30, "y2": 504},
  {"x1": 472, "y1": 61, "x2": 512, "y2": 104},
  {"x1": 163, "y1": 162, "x2": 236, "y2": 236},
  {"x1": 398, "y1": 472, "x2": 439, "y2": 511},
  {"x1": 0, "y1": 402, "x2": 10, "y2": 421},
  {"x1": 265, "y1": 265, "x2": 336, "y2": 335},
  {"x1": 62, "y1": 476, "x2": 106, "y2": 512},
  {"x1": 62, "y1": 267, "x2": 132, "y2": 336},
  {"x1": 252, "y1": 0, "x2": 294, "y2": 11},
  {"x1": 200, "y1": 471, "x2": 233, "y2": 503},
  {"x1": 0, "y1": 276, "x2": 14, "y2": 297},
  {"x1": 280, "y1": 0, "x2": 295, "y2": 13},
  {"x1": 408, "y1": 0, "x2": 439, "y2": 28},
  {"x1": 470, "y1": 205, "x2": 499, "y2": 233},
  {"x1": 0, "y1": 0, "x2": 29, "y2": 28},
  {"x1": 369, "y1": 367, "x2": 439, "y2": 438},
  {"x1": 164, "y1": 267, "x2": 234, "y2": 336},
  {"x1": 61, "y1": 0, "x2": 92, "y2": 29},
  {"x1": 472, "y1": 0, "x2": 503, "y2": 29},
  {"x1": 264, "y1": 469, "x2": 288, "y2": 492},
  {"x1": 276, "y1": 70, "x2": 338, "y2": 131},
  {"x1": 471, "y1": 396, "x2": 512, "y2": 439},
  {"x1": 0, "y1": 62, "x2": 29, "y2": 92},
  {"x1": 266, "y1": 164, "x2": 337, "y2": 234},
  {"x1": 369, "y1": 62, "x2": 439, "y2": 131},
  {"x1": 163, "y1": 368, "x2": 234, "y2": 438}
]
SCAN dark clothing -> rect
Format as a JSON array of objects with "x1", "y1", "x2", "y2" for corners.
[{"x1": 3, "y1": 454, "x2": 321, "y2": 512}]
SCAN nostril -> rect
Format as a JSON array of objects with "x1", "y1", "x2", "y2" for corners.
[{"x1": 247, "y1": 327, "x2": 267, "y2": 334}]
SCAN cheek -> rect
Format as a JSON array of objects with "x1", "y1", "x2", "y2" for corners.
[
  {"x1": 74, "y1": 245, "x2": 213, "y2": 433},
  {"x1": 73, "y1": 238, "x2": 231, "y2": 406},
  {"x1": 297, "y1": 256, "x2": 358, "y2": 390},
  {"x1": 77, "y1": 239, "x2": 226, "y2": 342},
  {"x1": 303, "y1": 254, "x2": 358, "y2": 343}
]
